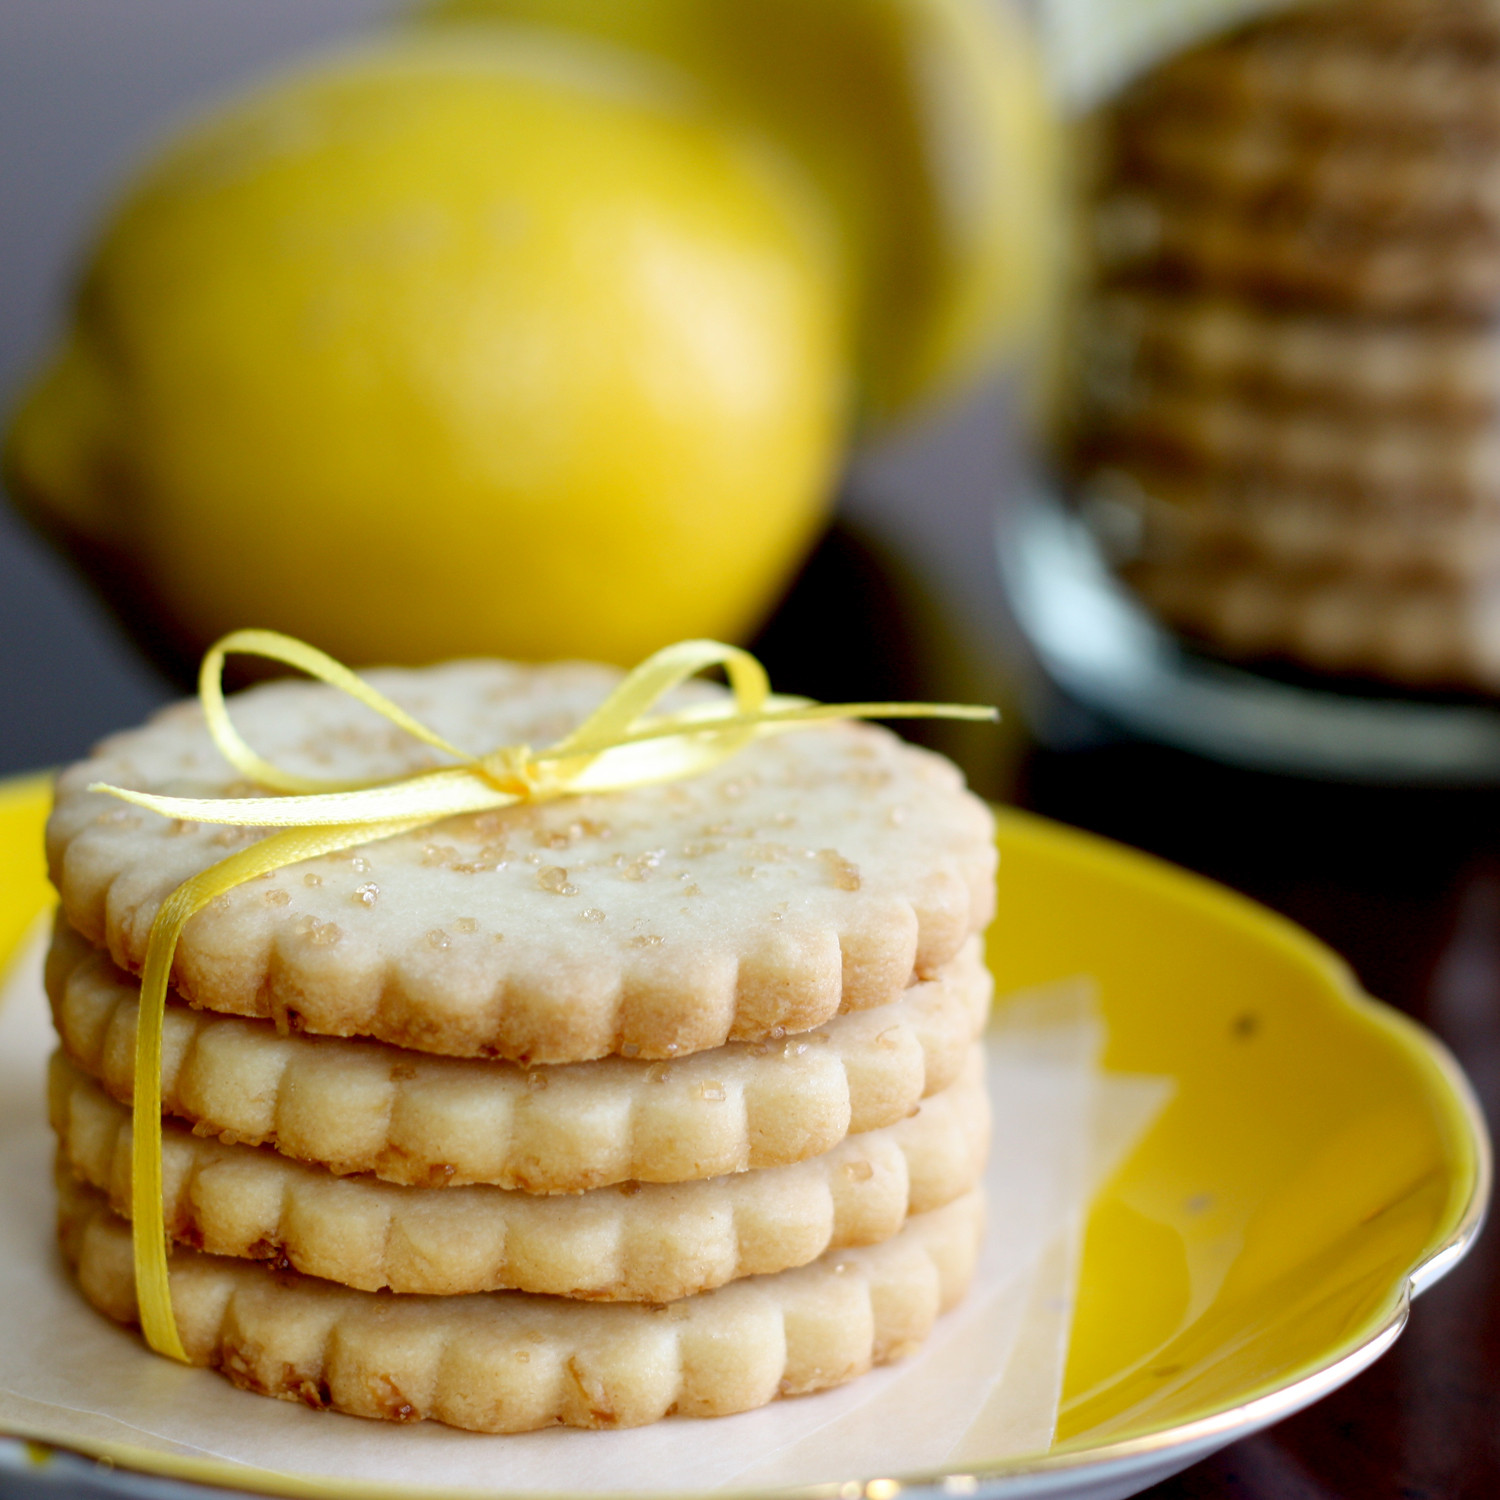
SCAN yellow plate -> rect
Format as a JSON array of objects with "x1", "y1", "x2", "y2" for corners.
[
  {"x1": 987, "y1": 805, "x2": 1488, "y2": 1490},
  {"x1": 0, "y1": 773, "x2": 50, "y2": 988},
  {"x1": 0, "y1": 778, "x2": 1486, "y2": 1499}
]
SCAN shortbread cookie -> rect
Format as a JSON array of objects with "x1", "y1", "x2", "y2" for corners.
[
  {"x1": 1084, "y1": 384, "x2": 1500, "y2": 503},
  {"x1": 1087, "y1": 1, "x2": 1500, "y2": 320},
  {"x1": 1112, "y1": 115, "x2": 1500, "y2": 239},
  {"x1": 1128, "y1": 4, "x2": 1500, "y2": 138},
  {"x1": 58, "y1": 1170, "x2": 985, "y2": 1431},
  {"x1": 1086, "y1": 291, "x2": 1500, "y2": 422},
  {"x1": 48, "y1": 661, "x2": 996, "y2": 1063},
  {"x1": 1092, "y1": 188, "x2": 1500, "y2": 319},
  {"x1": 1127, "y1": 556, "x2": 1500, "y2": 689},
  {"x1": 51, "y1": 1048, "x2": 989, "y2": 1301},
  {"x1": 1087, "y1": 467, "x2": 1500, "y2": 585},
  {"x1": 48, "y1": 918, "x2": 990, "y2": 1190}
]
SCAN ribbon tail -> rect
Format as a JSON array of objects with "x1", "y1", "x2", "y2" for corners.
[
  {"x1": 131, "y1": 817, "x2": 430, "y2": 1361},
  {"x1": 92, "y1": 766, "x2": 519, "y2": 829}
]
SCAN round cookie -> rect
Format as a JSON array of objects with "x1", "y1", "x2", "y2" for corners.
[
  {"x1": 1089, "y1": 466, "x2": 1500, "y2": 585},
  {"x1": 1088, "y1": 384, "x2": 1500, "y2": 504},
  {"x1": 1088, "y1": 2, "x2": 1500, "y2": 321},
  {"x1": 48, "y1": 660, "x2": 996, "y2": 1064},
  {"x1": 48, "y1": 917, "x2": 991, "y2": 1191},
  {"x1": 1092, "y1": 187, "x2": 1500, "y2": 318},
  {"x1": 1086, "y1": 291, "x2": 1500, "y2": 422},
  {"x1": 1126, "y1": 556, "x2": 1500, "y2": 690},
  {"x1": 1112, "y1": 115, "x2": 1500, "y2": 241},
  {"x1": 51, "y1": 1048, "x2": 989, "y2": 1301},
  {"x1": 58, "y1": 1170, "x2": 985, "y2": 1432},
  {"x1": 1127, "y1": 5, "x2": 1500, "y2": 138}
]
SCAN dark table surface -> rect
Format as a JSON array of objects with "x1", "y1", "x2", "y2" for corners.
[{"x1": 4, "y1": 519, "x2": 1498, "y2": 1500}]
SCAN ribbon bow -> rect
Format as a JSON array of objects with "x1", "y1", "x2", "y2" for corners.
[{"x1": 91, "y1": 629, "x2": 996, "y2": 1361}]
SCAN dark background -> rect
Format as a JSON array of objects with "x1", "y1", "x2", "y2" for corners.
[{"x1": 3, "y1": 5, "x2": 1498, "y2": 1499}]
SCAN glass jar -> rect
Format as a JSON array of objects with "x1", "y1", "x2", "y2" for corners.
[{"x1": 1015, "y1": 0, "x2": 1500, "y2": 780}]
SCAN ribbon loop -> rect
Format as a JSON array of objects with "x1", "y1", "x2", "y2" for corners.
[
  {"x1": 199, "y1": 629, "x2": 474, "y2": 794},
  {"x1": 91, "y1": 628, "x2": 997, "y2": 1363},
  {"x1": 550, "y1": 639, "x2": 770, "y2": 761}
]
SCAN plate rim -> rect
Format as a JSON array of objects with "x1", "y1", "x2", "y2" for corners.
[{"x1": 0, "y1": 781, "x2": 1489, "y2": 1500}]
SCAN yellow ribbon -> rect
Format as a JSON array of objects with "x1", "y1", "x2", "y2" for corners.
[{"x1": 90, "y1": 629, "x2": 996, "y2": 1361}]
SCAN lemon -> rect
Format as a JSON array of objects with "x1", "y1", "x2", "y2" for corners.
[
  {"x1": 5, "y1": 31, "x2": 850, "y2": 670},
  {"x1": 425, "y1": 0, "x2": 1057, "y2": 422}
]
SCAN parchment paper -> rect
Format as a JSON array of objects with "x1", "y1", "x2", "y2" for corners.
[{"x1": 0, "y1": 929, "x2": 1168, "y2": 1494}]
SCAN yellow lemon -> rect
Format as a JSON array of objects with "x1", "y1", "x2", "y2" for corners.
[
  {"x1": 425, "y1": 0, "x2": 1057, "y2": 423},
  {"x1": 5, "y1": 31, "x2": 850, "y2": 670}
]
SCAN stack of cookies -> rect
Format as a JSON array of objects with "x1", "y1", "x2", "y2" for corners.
[
  {"x1": 1061, "y1": 0, "x2": 1500, "y2": 690},
  {"x1": 42, "y1": 659, "x2": 997, "y2": 1432}
]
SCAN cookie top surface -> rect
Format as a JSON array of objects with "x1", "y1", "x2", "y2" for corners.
[{"x1": 48, "y1": 660, "x2": 995, "y2": 1062}]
